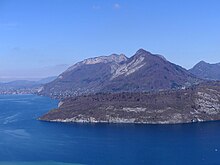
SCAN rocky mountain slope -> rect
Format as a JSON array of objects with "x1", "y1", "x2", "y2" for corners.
[
  {"x1": 39, "y1": 81, "x2": 220, "y2": 124},
  {"x1": 189, "y1": 61, "x2": 220, "y2": 80},
  {"x1": 40, "y1": 49, "x2": 200, "y2": 98}
]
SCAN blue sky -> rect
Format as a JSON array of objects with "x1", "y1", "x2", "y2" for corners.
[{"x1": 0, "y1": 0, "x2": 220, "y2": 79}]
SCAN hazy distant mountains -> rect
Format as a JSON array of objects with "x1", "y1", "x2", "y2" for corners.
[
  {"x1": 189, "y1": 61, "x2": 220, "y2": 80},
  {"x1": 40, "y1": 49, "x2": 200, "y2": 98},
  {"x1": 0, "y1": 76, "x2": 56, "y2": 93}
]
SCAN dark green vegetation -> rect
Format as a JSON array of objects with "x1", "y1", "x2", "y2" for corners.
[{"x1": 40, "y1": 81, "x2": 220, "y2": 124}]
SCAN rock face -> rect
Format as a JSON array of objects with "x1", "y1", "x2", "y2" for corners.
[
  {"x1": 189, "y1": 61, "x2": 220, "y2": 80},
  {"x1": 39, "y1": 81, "x2": 220, "y2": 124},
  {"x1": 40, "y1": 53, "x2": 128, "y2": 97},
  {"x1": 40, "y1": 49, "x2": 200, "y2": 98}
]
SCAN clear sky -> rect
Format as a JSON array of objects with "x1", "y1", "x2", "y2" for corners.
[{"x1": 0, "y1": 0, "x2": 220, "y2": 79}]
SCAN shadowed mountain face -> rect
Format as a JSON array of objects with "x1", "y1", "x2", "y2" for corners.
[
  {"x1": 189, "y1": 61, "x2": 220, "y2": 80},
  {"x1": 40, "y1": 54, "x2": 128, "y2": 97},
  {"x1": 40, "y1": 49, "x2": 200, "y2": 98},
  {"x1": 102, "y1": 49, "x2": 199, "y2": 92}
]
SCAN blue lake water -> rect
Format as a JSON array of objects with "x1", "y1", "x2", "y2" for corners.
[{"x1": 0, "y1": 94, "x2": 220, "y2": 165}]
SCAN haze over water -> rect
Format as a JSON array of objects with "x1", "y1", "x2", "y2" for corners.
[{"x1": 0, "y1": 94, "x2": 219, "y2": 164}]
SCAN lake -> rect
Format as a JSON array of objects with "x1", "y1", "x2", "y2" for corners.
[{"x1": 0, "y1": 94, "x2": 220, "y2": 165}]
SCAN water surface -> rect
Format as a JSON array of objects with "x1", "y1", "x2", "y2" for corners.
[{"x1": 0, "y1": 95, "x2": 220, "y2": 165}]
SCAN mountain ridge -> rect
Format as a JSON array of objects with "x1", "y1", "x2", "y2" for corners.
[
  {"x1": 64, "y1": 53, "x2": 128, "y2": 74},
  {"x1": 0, "y1": 76, "x2": 57, "y2": 94},
  {"x1": 189, "y1": 60, "x2": 220, "y2": 80},
  {"x1": 40, "y1": 49, "x2": 200, "y2": 98}
]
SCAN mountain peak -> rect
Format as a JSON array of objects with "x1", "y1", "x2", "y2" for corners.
[
  {"x1": 197, "y1": 60, "x2": 220, "y2": 66},
  {"x1": 197, "y1": 60, "x2": 208, "y2": 65},
  {"x1": 189, "y1": 60, "x2": 220, "y2": 80},
  {"x1": 81, "y1": 53, "x2": 128, "y2": 65},
  {"x1": 42, "y1": 49, "x2": 200, "y2": 98},
  {"x1": 135, "y1": 48, "x2": 152, "y2": 56},
  {"x1": 65, "y1": 53, "x2": 128, "y2": 73}
]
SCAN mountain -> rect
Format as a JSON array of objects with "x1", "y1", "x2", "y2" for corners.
[
  {"x1": 40, "y1": 53, "x2": 128, "y2": 97},
  {"x1": 40, "y1": 49, "x2": 200, "y2": 98},
  {"x1": 0, "y1": 76, "x2": 57, "y2": 94},
  {"x1": 36, "y1": 76, "x2": 57, "y2": 84},
  {"x1": 101, "y1": 49, "x2": 199, "y2": 92},
  {"x1": 0, "y1": 80, "x2": 38, "y2": 90},
  {"x1": 39, "y1": 81, "x2": 220, "y2": 124},
  {"x1": 189, "y1": 61, "x2": 220, "y2": 80}
]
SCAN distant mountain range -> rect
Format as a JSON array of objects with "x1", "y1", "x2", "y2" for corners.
[
  {"x1": 0, "y1": 76, "x2": 57, "y2": 93},
  {"x1": 40, "y1": 49, "x2": 200, "y2": 98},
  {"x1": 189, "y1": 61, "x2": 220, "y2": 80}
]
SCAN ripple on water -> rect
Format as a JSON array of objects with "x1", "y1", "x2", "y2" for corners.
[{"x1": 3, "y1": 129, "x2": 30, "y2": 139}]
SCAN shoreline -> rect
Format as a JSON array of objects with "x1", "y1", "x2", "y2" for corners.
[{"x1": 39, "y1": 117, "x2": 220, "y2": 125}]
